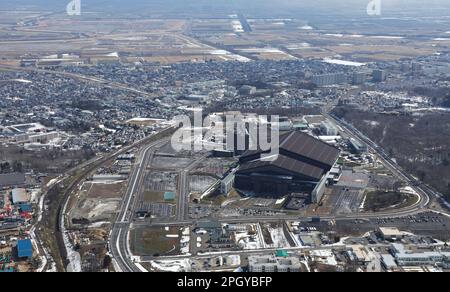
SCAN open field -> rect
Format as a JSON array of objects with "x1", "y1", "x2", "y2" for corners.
[
  {"x1": 84, "y1": 182, "x2": 125, "y2": 199},
  {"x1": 68, "y1": 181, "x2": 125, "y2": 224},
  {"x1": 142, "y1": 191, "x2": 165, "y2": 203},
  {"x1": 364, "y1": 191, "x2": 417, "y2": 212},
  {"x1": 130, "y1": 227, "x2": 181, "y2": 256},
  {"x1": 0, "y1": 8, "x2": 449, "y2": 63}
]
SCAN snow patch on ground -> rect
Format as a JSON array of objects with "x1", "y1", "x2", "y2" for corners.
[
  {"x1": 268, "y1": 227, "x2": 291, "y2": 248},
  {"x1": 46, "y1": 178, "x2": 60, "y2": 188},
  {"x1": 323, "y1": 58, "x2": 366, "y2": 67},
  {"x1": 235, "y1": 224, "x2": 265, "y2": 250},
  {"x1": 399, "y1": 186, "x2": 418, "y2": 195},
  {"x1": 180, "y1": 227, "x2": 190, "y2": 254},
  {"x1": 275, "y1": 198, "x2": 286, "y2": 205},
  {"x1": 88, "y1": 221, "x2": 110, "y2": 228},
  {"x1": 151, "y1": 259, "x2": 191, "y2": 272}
]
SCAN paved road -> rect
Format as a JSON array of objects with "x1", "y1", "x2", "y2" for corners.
[
  {"x1": 133, "y1": 204, "x2": 434, "y2": 228},
  {"x1": 326, "y1": 112, "x2": 435, "y2": 211},
  {"x1": 111, "y1": 111, "x2": 441, "y2": 271},
  {"x1": 141, "y1": 243, "x2": 401, "y2": 263},
  {"x1": 176, "y1": 156, "x2": 207, "y2": 221},
  {"x1": 110, "y1": 139, "x2": 167, "y2": 272},
  {"x1": 176, "y1": 170, "x2": 189, "y2": 222},
  {"x1": 0, "y1": 65, "x2": 156, "y2": 99}
]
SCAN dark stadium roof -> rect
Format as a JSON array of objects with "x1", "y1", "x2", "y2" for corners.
[
  {"x1": 279, "y1": 131, "x2": 340, "y2": 167},
  {"x1": 240, "y1": 131, "x2": 340, "y2": 169},
  {"x1": 237, "y1": 154, "x2": 325, "y2": 181}
]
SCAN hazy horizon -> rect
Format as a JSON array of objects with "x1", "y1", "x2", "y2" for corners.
[{"x1": 3, "y1": 0, "x2": 450, "y2": 18}]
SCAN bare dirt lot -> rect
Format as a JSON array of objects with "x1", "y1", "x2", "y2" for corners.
[
  {"x1": 69, "y1": 181, "x2": 125, "y2": 224},
  {"x1": 84, "y1": 182, "x2": 125, "y2": 199}
]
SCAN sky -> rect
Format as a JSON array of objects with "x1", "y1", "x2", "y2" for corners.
[{"x1": 3, "y1": 0, "x2": 450, "y2": 18}]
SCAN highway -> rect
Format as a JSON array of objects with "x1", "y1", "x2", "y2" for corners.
[
  {"x1": 176, "y1": 156, "x2": 207, "y2": 221},
  {"x1": 133, "y1": 203, "x2": 434, "y2": 228}
]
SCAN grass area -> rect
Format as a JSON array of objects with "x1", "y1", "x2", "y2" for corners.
[
  {"x1": 130, "y1": 227, "x2": 181, "y2": 256},
  {"x1": 201, "y1": 188, "x2": 241, "y2": 206},
  {"x1": 364, "y1": 191, "x2": 416, "y2": 212},
  {"x1": 142, "y1": 191, "x2": 165, "y2": 203},
  {"x1": 342, "y1": 161, "x2": 361, "y2": 168}
]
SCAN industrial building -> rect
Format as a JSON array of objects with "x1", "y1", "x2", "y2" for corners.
[
  {"x1": 17, "y1": 239, "x2": 33, "y2": 259},
  {"x1": 235, "y1": 131, "x2": 340, "y2": 203},
  {"x1": 377, "y1": 227, "x2": 405, "y2": 241},
  {"x1": 320, "y1": 121, "x2": 339, "y2": 136},
  {"x1": 248, "y1": 254, "x2": 301, "y2": 272},
  {"x1": 163, "y1": 192, "x2": 176, "y2": 202},
  {"x1": 381, "y1": 254, "x2": 398, "y2": 270},
  {"x1": 11, "y1": 188, "x2": 29, "y2": 205},
  {"x1": 390, "y1": 243, "x2": 450, "y2": 268},
  {"x1": 0, "y1": 173, "x2": 26, "y2": 188},
  {"x1": 349, "y1": 138, "x2": 367, "y2": 154},
  {"x1": 196, "y1": 221, "x2": 235, "y2": 249}
]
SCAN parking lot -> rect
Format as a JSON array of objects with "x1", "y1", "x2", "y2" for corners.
[
  {"x1": 144, "y1": 172, "x2": 178, "y2": 192},
  {"x1": 332, "y1": 187, "x2": 365, "y2": 215}
]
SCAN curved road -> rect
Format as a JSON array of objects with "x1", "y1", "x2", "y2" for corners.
[
  {"x1": 103, "y1": 113, "x2": 437, "y2": 272},
  {"x1": 112, "y1": 129, "x2": 432, "y2": 272}
]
